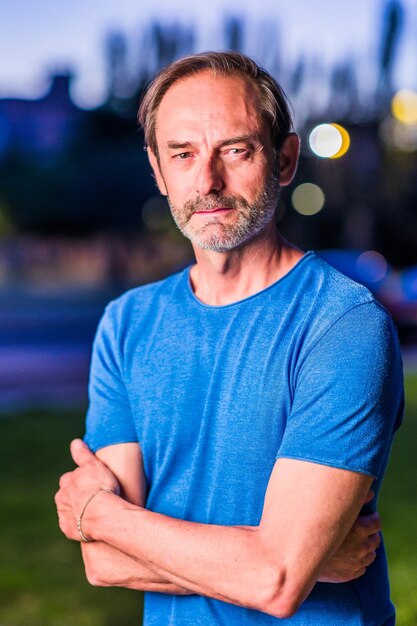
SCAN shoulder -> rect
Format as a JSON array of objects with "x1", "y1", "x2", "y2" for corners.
[
  {"x1": 103, "y1": 267, "x2": 189, "y2": 326},
  {"x1": 91, "y1": 267, "x2": 189, "y2": 357},
  {"x1": 293, "y1": 252, "x2": 395, "y2": 347},
  {"x1": 298, "y1": 252, "x2": 375, "y2": 308}
]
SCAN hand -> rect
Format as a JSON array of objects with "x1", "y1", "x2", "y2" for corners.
[
  {"x1": 318, "y1": 511, "x2": 381, "y2": 583},
  {"x1": 55, "y1": 439, "x2": 120, "y2": 542}
]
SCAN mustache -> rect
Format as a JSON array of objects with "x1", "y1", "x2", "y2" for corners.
[{"x1": 183, "y1": 194, "x2": 249, "y2": 217}]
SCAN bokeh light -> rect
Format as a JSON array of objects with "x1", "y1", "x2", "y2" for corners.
[
  {"x1": 331, "y1": 124, "x2": 350, "y2": 158},
  {"x1": 391, "y1": 89, "x2": 417, "y2": 126},
  {"x1": 291, "y1": 183, "x2": 325, "y2": 216},
  {"x1": 309, "y1": 124, "x2": 341, "y2": 157},
  {"x1": 400, "y1": 266, "x2": 417, "y2": 300},
  {"x1": 308, "y1": 123, "x2": 350, "y2": 159},
  {"x1": 379, "y1": 116, "x2": 417, "y2": 152},
  {"x1": 356, "y1": 251, "x2": 388, "y2": 283}
]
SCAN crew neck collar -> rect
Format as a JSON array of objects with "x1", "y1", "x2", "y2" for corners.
[{"x1": 185, "y1": 251, "x2": 315, "y2": 310}]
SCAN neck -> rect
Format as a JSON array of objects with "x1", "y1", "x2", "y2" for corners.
[{"x1": 189, "y1": 226, "x2": 304, "y2": 306}]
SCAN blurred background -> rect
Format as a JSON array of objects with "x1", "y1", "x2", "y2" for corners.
[{"x1": 0, "y1": 1, "x2": 416, "y2": 624}]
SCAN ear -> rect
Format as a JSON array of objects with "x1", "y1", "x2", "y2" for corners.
[
  {"x1": 278, "y1": 133, "x2": 300, "y2": 187},
  {"x1": 147, "y1": 148, "x2": 168, "y2": 196}
]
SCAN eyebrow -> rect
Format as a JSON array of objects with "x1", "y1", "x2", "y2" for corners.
[
  {"x1": 166, "y1": 141, "x2": 193, "y2": 150},
  {"x1": 218, "y1": 135, "x2": 258, "y2": 148},
  {"x1": 165, "y1": 134, "x2": 259, "y2": 151}
]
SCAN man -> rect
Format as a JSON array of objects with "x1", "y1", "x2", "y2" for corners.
[{"x1": 56, "y1": 52, "x2": 403, "y2": 624}]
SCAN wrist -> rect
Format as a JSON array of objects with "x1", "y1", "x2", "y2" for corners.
[
  {"x1": 79, "y1": 490, "x2": 124, "y2": 542},
  {"x1": 98, "y1": 498, "x2": 146, "y2": 548}
]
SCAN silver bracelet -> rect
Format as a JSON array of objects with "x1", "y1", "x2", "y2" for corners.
[{"x1": 77, "y1": 488, "x2": 114, "y2": 542}]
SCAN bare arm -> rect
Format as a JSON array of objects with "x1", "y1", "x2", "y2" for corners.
[
  {"x1": 77, "y1": 443, "x2": 379, "y2": 592},
  {"x1": 80, "y1": 443, "x2": 192, "y2": 594},
  {"x1": 59, "y1": 444, "x2": 376, "y2": 617},
  {"x1": 92, "y1": 460, "x2": 372, "y2": 616}
]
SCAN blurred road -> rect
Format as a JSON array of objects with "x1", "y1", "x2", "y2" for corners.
[{"x1": 0, "y1": 287, "x2": 110, "y2": 413}]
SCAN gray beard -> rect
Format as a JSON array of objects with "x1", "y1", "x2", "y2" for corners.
[{"x1": 168, "y1": 173, "x2": 280, "y2": 252}]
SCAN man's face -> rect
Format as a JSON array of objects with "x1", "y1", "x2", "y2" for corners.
[{"x1": 150, "y1": 71, "x2": 281, "y2": 252}]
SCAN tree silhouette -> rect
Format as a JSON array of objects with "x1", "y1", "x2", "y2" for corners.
[
  {"x1": 378, "y1": 0, "x2": 404, "y2": 102},
  {"x1": 224, "y1": 16, "x2": 244, "y2": 51}
]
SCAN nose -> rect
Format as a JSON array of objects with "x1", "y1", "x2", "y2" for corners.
[{"x1": 195, "y1": 157, "x2": 225, "y2": 196}]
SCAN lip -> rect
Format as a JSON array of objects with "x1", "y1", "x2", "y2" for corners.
[{"x1": 193, "y1": 208, "x2": 235, "y2": 214}]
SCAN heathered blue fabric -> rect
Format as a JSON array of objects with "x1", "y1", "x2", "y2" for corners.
[{"x1": 85, "y1": 252, "x2": 404, "y2": 626}]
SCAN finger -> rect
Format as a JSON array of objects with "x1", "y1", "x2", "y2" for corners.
[
  {"x1": 362, "y1": 551, "x2": 377, "y2": 567},
  {"x1": 363, "y1": 489, "x2": 375, "y2": 504},
  {"x1": 59, "y1": 472, "x2": 73, "y2": 488},
  {"x1": 57, "y1": 511, "x2": 80, "y2": 541},
  {"x1": 351, "y1": 567, "x2": 366, "y2": 580},
  {"x1": 54, "y1": 490, "x2": 62, "y2": 508},
  {"x1": 54, "y1": 486, "x2": 73, "y2": 509},
  {"x1": 355, "y1": 512, "x2": 381, "y2": 536},
  {"x1": 70, "y1": 439, "x2": 95, "y2": 467},
  {"x1": 367, "y1": 532, "x2": 381, "y2": 551}
]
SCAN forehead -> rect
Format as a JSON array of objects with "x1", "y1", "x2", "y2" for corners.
[{"x1": 155, "y1": 71, "x2": 265, "y2": 143}]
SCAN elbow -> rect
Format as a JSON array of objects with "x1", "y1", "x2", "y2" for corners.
[
  {"x1": 84, "y1": 563, "x2": 111, "y2": 588},
  {"x1": 244, "y1": 532, "x2": 308, "y2": 618},
  {"x1": 264, "y1": 597, "x2": 300, "y2": 620},
  {"x1": 82, "y1": 549, "x2": 112, "y2": 588},
  {"x1": 86, "y1": 571, "x2": 109, "y2": 588},
  {"x1": 253, "y1": 567, "x2": 303, "y2": 619}
]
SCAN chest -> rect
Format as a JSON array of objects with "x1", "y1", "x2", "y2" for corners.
[{"x1": 124, "y1": 310, "x2": 298, "y2": 499}]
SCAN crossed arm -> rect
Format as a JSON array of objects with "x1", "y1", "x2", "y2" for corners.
[
  {"x1": 81, "y1": 442, "x2": 191, "y2": 595},
  {"x1": 56, "y1": 439, "x2": 381, "y2": 618}
]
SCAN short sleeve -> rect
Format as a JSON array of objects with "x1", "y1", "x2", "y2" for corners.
[
  {"x1": 277, "y1": 302, "x2": 404, "y2": 479},
  {"x1": 84, "y1": 303, "x2": 138, "y2": 452}
]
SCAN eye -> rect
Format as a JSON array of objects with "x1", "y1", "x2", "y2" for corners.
[
  {"x1": 224, "y1": 147, "x2": 249, "y2": 157},
  {"x1": 173, "y1": 152, "x2": 192, "y2": 160}
]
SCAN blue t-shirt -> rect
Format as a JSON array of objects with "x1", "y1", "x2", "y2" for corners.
[{"x1": 85, "y1": 252, "x2": 404, "y2": 626}]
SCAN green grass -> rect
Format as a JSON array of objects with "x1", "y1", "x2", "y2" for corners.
[
  {"x1": 379, "y1": 372, "x2": 417, "y2": 626},
  {"x1": 0, "y1": 374, "x2": 415, "y2": 625},
  {"x1": 0, "y1": 409, "x2": 142, "y2": 626}
]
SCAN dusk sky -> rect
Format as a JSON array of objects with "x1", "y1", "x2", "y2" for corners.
[{"x1": 1, "y1": 0, "x2": 416, "y2": 108}]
